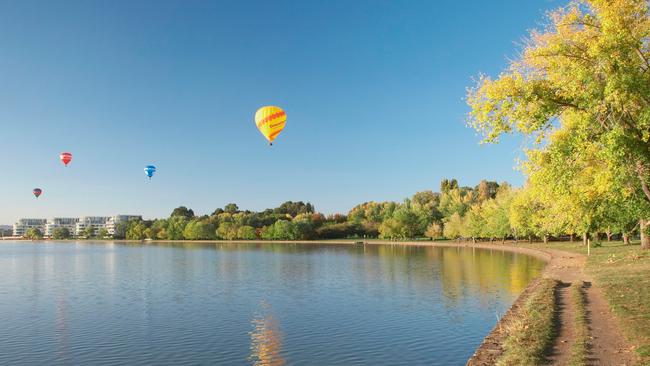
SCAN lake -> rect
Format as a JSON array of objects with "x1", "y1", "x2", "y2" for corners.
[{"x1": 0, "y1": 241, "x2": 545, "y2": 365}]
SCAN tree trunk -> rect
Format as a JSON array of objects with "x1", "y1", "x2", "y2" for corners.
[
  {"x1": 528, "y1": 235, "x2": 533, "y2": 244},
  {"x1": 569, "y1": 234, "x2": 574, "y2": 243},
  {"x1": 502, "y1": 237, "x2": 505, "y2": 244},
  {"x1": 641, "y1": 219, "x2": 650, "y2": 249},
  {"x1": 543, "y1": 235, "x2": 548, "y2": 245},
  {"x1": 472, "y1": 237, "x2": 476, "y2": 244},
  {"x1": 623, "y1": 234, "x2": 630, "y2": 245},
  {"x1": 582, "y1": 232, "x2": 588, "y2": 246},
  {"x1": 606, "y1": 227, "x2": 612, "y2": 242}
]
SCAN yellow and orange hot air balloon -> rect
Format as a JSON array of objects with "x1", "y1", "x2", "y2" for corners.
[{"x1": 254, "y1": 106, "x2": 286, "y2": 145}]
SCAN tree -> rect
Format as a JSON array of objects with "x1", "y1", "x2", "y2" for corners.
[
  {"x1": 217, "y1": 222, "x2": 239, "y2": 240},
  {"x1": 126, "y1": 221, "x2": 147, "y2": 240},
  {"x1": 474, "y1": 180, "x2": 499, "y2": 203},
  {"x1": 51, "y1": 227, "x2": 71, "y2": 240},
  {"x1": 166, "y1": 216, "x2": 188, "y2": 240},
  {"x1": 237, "y1": 225, "x2": 257, "y2": 240},
  {"x1": 443, "y1": 213, "x2": 465, "y2": 240},
  {"x1": 224, "y1": 203, "x2": 239, "y2": 214},
  {"x1": 424, "y1": 222, "x2": 442, "y2": 240},
  {"x1": 183, "y1": 219, "x2": 216, "y2": 240},
  {"x1": 25, "y1": 228, "x2": 43, "y2": 240},
  {"x1": 468, "y1": 0, "x2": 650, "y2": 247},
  {"x1": 439, "y1": 188, "x2": 473, "y2": 218},
  {"x1": 274, "y1": 201, "x2": 314, "y2": 217},
  {"x1": 440, "y1": 178, "x2": 459, "y2": 193},
  {"x1": 97, "y1": 228, "x2": 109, "y2": 239},
  {"x1": 171, "y1": 206, "x2": 195, "y2": 219},
  {"x1": 83, "y1": 226, "x2": 95, "y2": 238},
  {"x1": 113, "y1": 221, "x2": 128, "y2": 239}
]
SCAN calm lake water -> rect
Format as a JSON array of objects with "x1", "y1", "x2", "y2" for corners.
[{"x1": 0, "y1": 241, "x2": 544, "y2": 365}]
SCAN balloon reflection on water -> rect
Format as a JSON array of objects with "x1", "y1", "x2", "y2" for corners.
[{"x1": 249, "y1": 301, "x2": 285, "y2": 366}]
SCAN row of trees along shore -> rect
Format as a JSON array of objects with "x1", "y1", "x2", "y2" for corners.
[
  {"x1": 466, "y1": 0, "x2": 650, "y2": 248},
  {"x1": 25, "y1": 175, "x2": 646, "y2": 246}
]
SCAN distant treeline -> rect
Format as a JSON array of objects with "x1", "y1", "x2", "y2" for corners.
[{"x1": 22, "y1": 177, "x2": 638, "y2": 244}]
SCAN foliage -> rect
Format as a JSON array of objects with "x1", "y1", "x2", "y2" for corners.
[
  {"x1": 467, "y1": 0, "x2": 650, "y2": 247},
  {"x1": 171, "y1": 206, "x2": 195, "y2": 219},
  {"x1": 25, "y1": 228, "x2": 43, "y2": 240},
  {"x1": 97, "y1": 228, "x2": 109, "y2": 239},
  {"x1": 51, "y1": 227, "x2": 71, "y2": 240},
  {"x1": 83, "y1": 225, "x2": 95, "y2": 238}
]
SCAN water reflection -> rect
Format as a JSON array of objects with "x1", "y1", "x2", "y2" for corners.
[
  {"x1": 0, "y1": 241, "x2": 545, "y2": 366},
  {"x1": 249, "y1": 301, "x2": 284, "y2": 366}
]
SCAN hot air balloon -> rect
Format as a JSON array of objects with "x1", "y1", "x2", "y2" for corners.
[
  {"x1": 254, "y1": 106, "x2": 286, "y2": 145},
  {"x1": 60, "y1": 152, "x2": 72, "y2": 166},
  {"x1": 33, "y1": 188, "x2": 42, "y2": 199},
  {"x1": 144, "y1": 165, "x2": 156, "y2": 180}
]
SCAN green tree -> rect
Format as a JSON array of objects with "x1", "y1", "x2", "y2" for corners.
[
  {"x1": 166, "y1": 216, "x2": 188, "y2": 240},
  {"x1": 467, "y1": 0, "x2": 650, "y2": 247},
  {"x1": 183, "y1": 219, "x2": 216, "y2": 240},
  {"x1": 97, "y1": 228, "x2": 109, "y2": 239},
  {"x1": 51, "y1": 227, "x2": 71, "y2": 240},
  {"x1": 126, "y1": 221, "x2": 147, "y2": 240},
  {"x1": 224, "y1": 203, "x2": 239, "y2": 214},
  {"x1": 24, "y1": 228, "x2": 43, "y2": 240},
  {"x1": 237, "y1": 225, "x2": 257, "y2": 240},
  {"x1": 424, "y1": 222, "x2": 442, "y2": 240},
  {"x1": 443, "y1": 213, "x2": 465, "y2": 239},
  {"x1": 83, "y1": 226, "x2": 95, "y2": 239},
  {"x1": 113, "y1": 221, "x2": 128, "y2": 239},
  {"x1": 171, "y1": 206, "x2": 195, "y2": 219}
]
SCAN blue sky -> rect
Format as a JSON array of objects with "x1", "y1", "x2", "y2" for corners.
[{"x1": 0, "y1": 0, "x2": 560, "y2": 223}]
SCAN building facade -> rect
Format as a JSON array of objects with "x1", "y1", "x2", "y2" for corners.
[
  {"x1": 12, "y1": 215, "x2": 142, "y2": 238},
  {"x1": 45, "y1": 217, "x2": 79, "y2": 237},
  {"x1": 13, "y1": 219, "x2": 47, "y2": 237},
  {"x1": 75, "y1": 216, "x2": 111, "y2": 237},
  {"x1": 106, "y1": 215, "x2": 142, "y2": 235}
]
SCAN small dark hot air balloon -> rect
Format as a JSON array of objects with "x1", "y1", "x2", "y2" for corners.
[
  {"x1": 60, "y1": 152, "x2": 72, "y2": 166},
  {"x1": 33, "y1": 188, "x2": 42, "y2": 199},
  {"x1": 144, "y1": 165, "x2": 156, "y2": 180}
]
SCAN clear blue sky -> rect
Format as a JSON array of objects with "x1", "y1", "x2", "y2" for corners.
[{"x1": 0, "y1": 0, "x2": 560, "y2": 223}]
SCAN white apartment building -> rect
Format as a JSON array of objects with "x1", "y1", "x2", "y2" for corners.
[
  {"x1": 45, "y1": 217, "x2": 79, "y2": 237},
  {"x1": 75, "y1": 216, "x2": 111, "y2": 237},
  {"x1": 13, "y1": 215, "x2": 144, "y2": 238},
  {"x1": 13, "y1": 219, "x2": 47, "y2": 237},
  {"x1": 106, "y1": 215, "x2": 142, "y2": 235}
]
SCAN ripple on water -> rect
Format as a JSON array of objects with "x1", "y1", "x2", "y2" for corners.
[{"x1": 0, "y1": 241, "x2": 544, "y2": 365}]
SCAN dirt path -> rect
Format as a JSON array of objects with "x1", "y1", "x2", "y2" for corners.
[
  {"x1": 547, "y1": 282, "x2": 575, "y2": 365},
  {"x1": 541, "y1": 248, "x2": 635, "y2": 366},
  {"x1": 461, "y1": 244, "x2": 636, "y2": 365}
]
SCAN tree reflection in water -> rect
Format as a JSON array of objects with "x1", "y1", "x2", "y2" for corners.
[{"x1": 249, "y1": 301, "x2": 285, "y2": 366}]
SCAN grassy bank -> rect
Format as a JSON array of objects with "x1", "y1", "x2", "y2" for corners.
[
  {"x1": 525, "y1": 240, "x2": 650, "y2": 364},
  {"x1": 497, "y1": 278, "x2": 558, "y2": 365},
  {"x1": 569, "y1": 281, "x2": 588, "y2": 366}
]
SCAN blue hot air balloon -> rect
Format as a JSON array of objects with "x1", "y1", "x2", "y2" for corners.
[{"x1": 144, "y1": 165, "x2": 156, "y2": 180}]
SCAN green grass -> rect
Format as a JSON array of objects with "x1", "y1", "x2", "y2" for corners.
[
  {"x1": 569, "y1": 281, "x2": 588, "y2": 366},
  {"x1": 497, "y1": 278, "x2": 558, "y2": 366},
  {"x1": 523, "y1": 240, "x2": 650, "y2": 364}
]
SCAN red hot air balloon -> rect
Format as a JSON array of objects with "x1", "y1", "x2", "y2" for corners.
[
  {"x1": 33, "y1": 188, "x2": 42, "y2": 199},
  {"x1": 60, "y1": 152, "x2": 72, "y2": 166}
]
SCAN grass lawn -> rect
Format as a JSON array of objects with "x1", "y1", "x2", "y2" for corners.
[{"x1": 523, "y1": 240, "x2": 650, "y2": 364}]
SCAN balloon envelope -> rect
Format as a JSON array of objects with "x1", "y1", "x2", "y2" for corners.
[
  {"x1": 254, "y1": 106, "x2": 286, "y2": 144},
  {"x1": 32, "y1": 188, "x2": 42, "y2": 198},
  {"x1": 60, "y1": 152, "x2": 72, "y2": 166},
  {"x1": 144, "y1": 165, "x2": 156, "y2": 179}
]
